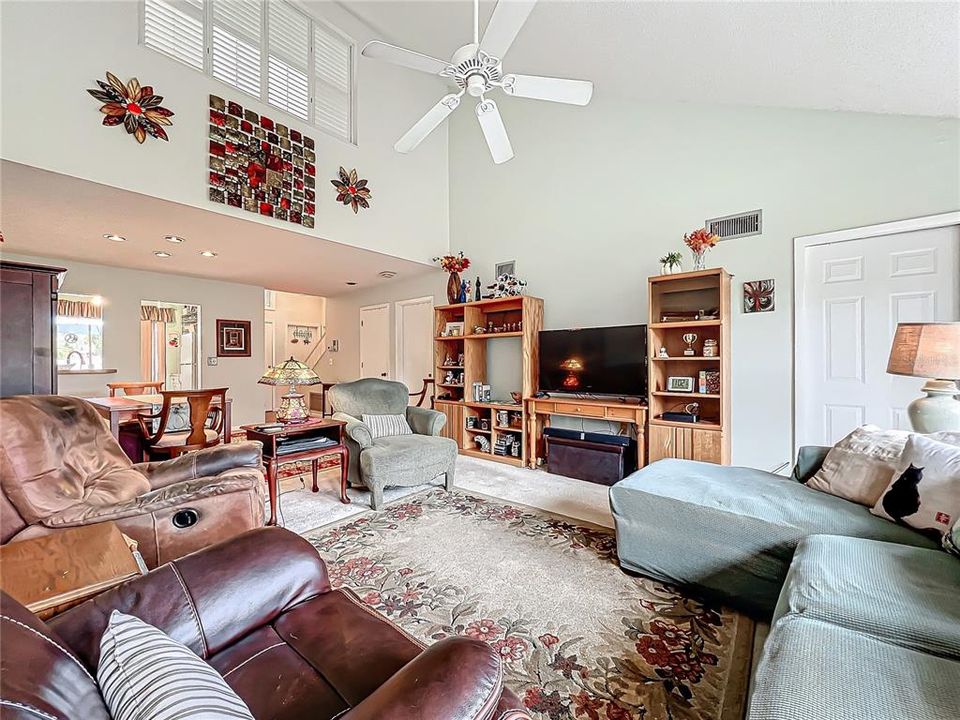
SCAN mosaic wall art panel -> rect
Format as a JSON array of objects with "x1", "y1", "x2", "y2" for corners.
[{"x1": 208, "y1": 95, "x2": 316, "y2": 228}]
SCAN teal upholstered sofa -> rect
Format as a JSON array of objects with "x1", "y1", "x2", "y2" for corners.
[
  {"x1": 608, "y1": 452, "x2": 939, "y2": 616},
  {"x1": 609, "y1": 450, "x2": 960, "y2": 720}
]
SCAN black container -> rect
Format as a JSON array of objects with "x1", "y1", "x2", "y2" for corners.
[{"x1": 545, "y1": 435, "x2": 636, "y2": 486}]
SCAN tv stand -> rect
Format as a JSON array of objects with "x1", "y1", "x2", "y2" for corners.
[{"x1": 525, "y1": 396, "x2": 647, "y2": 470}]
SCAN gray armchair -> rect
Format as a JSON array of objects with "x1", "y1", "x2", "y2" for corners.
[{"x1": 328, "y1": 379, "x2": 458, "y2": 509}]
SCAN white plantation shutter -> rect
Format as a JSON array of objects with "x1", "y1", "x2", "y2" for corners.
[
  {"x1": 314, "y1": 21, "x2": 353, "y2": 141},
  {"x1": 141, "y1": 0, "x2": 355, "y2": 141},
  {"x1": 267, "y1": 1, "x2": 310, "y2": 120},
  {"x1": 144, "y1": 0, "x2": 204, "y2": 70},
  {"x1": 211, "y1": 0, "x2": 261, "y2": 96}
]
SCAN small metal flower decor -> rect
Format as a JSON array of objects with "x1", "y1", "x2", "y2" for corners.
[
  {"x1": 87, "y1": 72, "x2": 174, "y2": 144},
  {"x1": 331, "y1": 167, "x2": 372, "y2": 213}
]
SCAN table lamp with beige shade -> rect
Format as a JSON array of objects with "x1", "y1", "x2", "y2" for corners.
[
  {"x1": 258, "y1": 357, "x2": 321, "y2": 423},
  {"x1": 887, "y1": 322, "x2": 960, "y2": 432}
]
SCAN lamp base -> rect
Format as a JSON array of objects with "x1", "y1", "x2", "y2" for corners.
[
  {"x1": 908, "y1": 379, "x2": 960, "y2": 433},
  {"x1": 276, "y1": 391, "x2": 309, "y2": 424}
]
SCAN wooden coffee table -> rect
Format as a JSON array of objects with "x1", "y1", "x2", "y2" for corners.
[
  {"x1": 242, "y1": 418, "x2": 349, "y2": 526},
  {"x1": 0, "y1": 522, "x2": 146, "y2": 618}
]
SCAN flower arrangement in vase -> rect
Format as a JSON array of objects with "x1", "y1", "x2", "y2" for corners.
[
  {"x1": 434, "y1": 252, "x2": 472, "y2": 303},
  {"x1": 659, "y1": 251, "x2": 683, "y2": 275},
  {"x1": 683, "y1": 228, "x2": 719, "y2": 271}
]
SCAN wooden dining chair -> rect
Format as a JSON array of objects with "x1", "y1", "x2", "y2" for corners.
[
  {"x1": 107, "y1": 381, "x2": 164, "y2": 397},
  {"x1": 136, "y1": 388, "x2": 228, "y2": 460}
]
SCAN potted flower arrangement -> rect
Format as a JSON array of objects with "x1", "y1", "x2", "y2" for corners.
[
  {"x1": 434, "y1": 251, "x2": 471, "y2": 304},
  {"x1": 683, "y1": 228, "x2": 719, "y2": 270},
  {"x1": 659, "y1": 251, "x2": 683, "y2": 275}
]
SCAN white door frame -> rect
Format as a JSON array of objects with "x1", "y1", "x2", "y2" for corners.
[
  {"x1": 793, "y1": 211, "x2": 960, "y2": 453},
  {"x1": 359, "y1": 303, "x2": 391, "y2": 379},
  {"x1": 395, "y1": 296, "x2": 434, "y2": 393}
]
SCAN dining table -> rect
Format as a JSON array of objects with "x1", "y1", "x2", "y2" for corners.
[{"x1": 86, "y1": 393, "x2": 232, "y2": 462}]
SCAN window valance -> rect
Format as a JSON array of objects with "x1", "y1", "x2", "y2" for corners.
[
  {"x1": 57, "y1": 298, "x2": 102, "y2": 320},
  {"x1": 140, "y1": 305, "x2": 177, "y2": 323}
]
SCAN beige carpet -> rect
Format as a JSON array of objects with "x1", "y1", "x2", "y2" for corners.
[{"x1": 306, "y1": 488, "x2": 753, "y2": 720}]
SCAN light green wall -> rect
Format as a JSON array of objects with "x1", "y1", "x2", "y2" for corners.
[{"x1": 448, "y1": 98, "x2": 960, "y2": 470}]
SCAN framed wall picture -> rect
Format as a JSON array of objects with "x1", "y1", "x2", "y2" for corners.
[
  {"x1": 216, "y1": 319, "x2": 252, "y2": 357},
  {"x1": 743, "y1": 279, "x2": 775, "y2": 313},
  {"x1": 495, "y1": 260, "x2": 516, "y2": 278}
]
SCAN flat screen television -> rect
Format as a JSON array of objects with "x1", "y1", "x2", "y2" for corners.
[{"x1": 538, "y1": 325, "x2": 647, "y2": 398}]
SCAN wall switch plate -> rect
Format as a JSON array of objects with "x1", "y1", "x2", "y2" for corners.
[
  {"x1": 330, "y1": 339, "x2": 339, "y2": 352},
  {"x1": 207, "y1": 357, "x2": 218, "y2": 366}
]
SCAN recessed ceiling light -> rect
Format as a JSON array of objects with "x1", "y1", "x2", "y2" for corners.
[
  {"x1": 153, "y1": 251, "x2": 172, "y2": 258},
  {"x1": 345, "y1": 281, "x2": 358, "y2": 286},
  {"x1": 103, "y1": 234, "x2": 126, "y2": 242},
  {"x1": 164, "y1": 235, "x2": 185, "y2": 243},
  {"x1": 199, "y1": 250, "x2": 218, "y2": 257}
]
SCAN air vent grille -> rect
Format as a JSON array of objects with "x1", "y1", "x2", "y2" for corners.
[{"x1": 706, "y1": 210, "x2": 762, "y2": 240}]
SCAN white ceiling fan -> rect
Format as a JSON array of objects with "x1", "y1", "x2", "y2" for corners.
[{"x1": 362, "y1": 0, "x2": 593, "y2": 164}]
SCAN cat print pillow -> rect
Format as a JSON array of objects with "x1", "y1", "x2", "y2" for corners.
[{"x1": 871, "y1": 434, "x2": 960, "y2": 539}]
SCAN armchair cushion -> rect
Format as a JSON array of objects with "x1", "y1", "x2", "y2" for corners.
[
  {"x1": 98, "y1": 611, "x2": 254, "y2": 720},
  {"x1": 359, "y1": 435, "x2": 458, "y2": 480},
  {"x1": 405, "y1": 405, "x2": 446, "y2": 436},
  {"x1": 362, "y1": 414, "x2": 413, "y2": 439}
]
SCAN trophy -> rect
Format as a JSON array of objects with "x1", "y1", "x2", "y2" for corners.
[{"x1": 682, "y1": 333, "x2": 698, "y2": 356}]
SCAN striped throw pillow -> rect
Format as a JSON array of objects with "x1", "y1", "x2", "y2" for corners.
[
  {"x1": 362, "y1": 413, "x2": 413, "y2": 439},
  {"x1": 97, "y1": 610, "x2": 254, "y2": 720}
]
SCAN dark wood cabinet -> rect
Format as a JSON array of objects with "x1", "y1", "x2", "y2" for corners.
[{"x1": 1, "y1": 261, "x2": 65, "y2": 397}]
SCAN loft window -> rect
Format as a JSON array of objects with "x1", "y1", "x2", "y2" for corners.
[
  {"x1": 142, "y1": 0, "x2": 355, "y2": 143},
  {"x1": 57, "y1": 294, "x2": 104, "y2": 370}
]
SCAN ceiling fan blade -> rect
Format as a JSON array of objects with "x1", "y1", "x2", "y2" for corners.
[
  {"x1": 479, "y1": 0, "x2": 537, "y2": 60},
  {"x1": 395, "y1": 94, "x2": 461, "y2": 153},
  {"x1": 476, "y1": 99, "x2": 514, "y2": 164},
  {"x1": 501, "y1": 74, "x2": 593, "y2": 106},
  {"x1": 361, "y1": 40, "x2": 450, "y2": 75}
]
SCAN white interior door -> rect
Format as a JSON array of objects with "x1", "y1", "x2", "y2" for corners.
[
  {"x1": 797, "y1": 224, "x2": 959, "y2": 446},
  {"x1": 264, "y1": 319, "x2": 276, "y2": 408},
  {"x1": 396, "y1": 297, "x2": 434, "y2": 397},
  {"x1": 359, "y1": 304, "x2": 391, "y2": 379}
]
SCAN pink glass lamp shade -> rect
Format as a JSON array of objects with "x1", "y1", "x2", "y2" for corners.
[{"x1": 258, "y1": 357, "x2": 321, "y2": 423}]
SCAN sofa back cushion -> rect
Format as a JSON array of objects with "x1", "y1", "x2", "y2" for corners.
[
  {"x1": 0, "y1": 590, "x2": 111, "y2": 720},
  {"x1": 328, "y1": 379, "x2": 408, "y2": 419},
  {"x1": 0, "y1": 396, "x2": 149, "y2": 524},
  {"x1": 806, "y1": 425, "x2": 960, "y2": 506}
]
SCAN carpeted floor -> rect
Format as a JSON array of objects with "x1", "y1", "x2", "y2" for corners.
[{"x1": 306, "y1": 488, "x2": 753, "y2": 720}]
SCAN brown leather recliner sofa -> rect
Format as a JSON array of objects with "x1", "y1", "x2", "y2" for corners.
[
  {"x1": 0, "y1": 395, "x2": 265, "y2": 567},
  {"x1": 0, "y1": 527, "x2": 531, "y2": 720}
]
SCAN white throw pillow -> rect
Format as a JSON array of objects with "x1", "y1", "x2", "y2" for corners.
[
  {"x1": 870, "y1": 435, "x2": 960, "y2": 537},
  {"x1": 806, "y1": 425, "x2": 960, "y2": 506},
  {"x1": 97, "y1": 610, "x2": 254, "y2": 720},
  {"x1": 362, "y1": 413, "x2": 413, "y2": 439}
]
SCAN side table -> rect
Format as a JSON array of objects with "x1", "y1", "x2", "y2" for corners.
[
  {"x1": 242, "y1": 418, "x2": 349, "y2": 526},
  {"x1": 0, "y1": 522, "x2": 146, "y2": 619}
]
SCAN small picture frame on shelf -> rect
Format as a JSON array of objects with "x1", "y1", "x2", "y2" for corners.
[
  {"x1": 667, "y1": 376, "x2": 695, "y2": 393},
  {"x1": 443, "y1": 321, "x2": 464, "y2": 337}
]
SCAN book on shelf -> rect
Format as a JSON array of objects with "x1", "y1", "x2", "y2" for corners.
[{"x1": 698, "y1": 370, "x2": 720, "y2": 394}]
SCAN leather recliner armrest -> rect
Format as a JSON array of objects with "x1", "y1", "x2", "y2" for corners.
[
  {"x1": 49, "y1": 527, "x2": 329, "y2": 670},
  {"x1": 135, "y1": 441, "x2": 264, "y2": 490},
  {"x1": 405, "y1": 406, "x2": 446, "y2": 437},
  {"x1": 342, "y1": 637, "x2": 516, "y2": 720}
]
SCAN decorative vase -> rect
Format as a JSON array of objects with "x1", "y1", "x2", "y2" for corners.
[
  {"x1": 692, "y1": 250, "x2": 706, "y2": 271},
  {"x1": 446, "y1": 272, "x2": 461, "y2": 304}
]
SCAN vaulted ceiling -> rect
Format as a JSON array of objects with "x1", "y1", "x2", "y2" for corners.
[{"x1": 337, "y1": 0, "x2": 959, "y2": 118}]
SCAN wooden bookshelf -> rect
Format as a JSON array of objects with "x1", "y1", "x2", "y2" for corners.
[
  {"x1": 647, "y1": 268, "x2": 731, "y2": 465},
  {"x1": 433, "y1": 295, "x2": 543, "y2": 467}
]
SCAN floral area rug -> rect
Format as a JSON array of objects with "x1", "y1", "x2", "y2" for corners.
[{"x1": 306, "y1": 489, "x2": 753, "y2": 720}]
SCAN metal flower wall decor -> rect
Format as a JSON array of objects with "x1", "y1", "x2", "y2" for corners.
[
  {"x1": 87, "y1": 72, "x2": 174, "y2": 143},
  {"x1": 331, "y1": 167, "x2": 371, "y2": 213}
]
